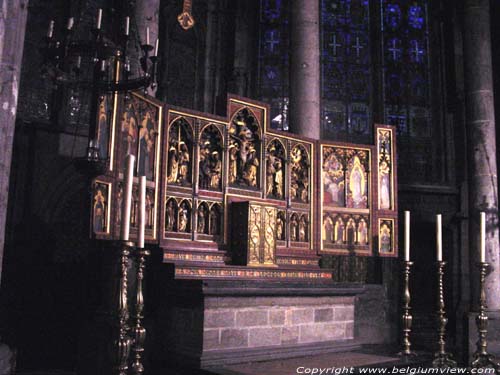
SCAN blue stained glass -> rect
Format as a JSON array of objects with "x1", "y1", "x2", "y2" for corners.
[
  {"x1": 384, "y1": 3, "x2": 401, "y2": 30},
  {"x1": 264, "y1": 30, "x2": 281, "y2": 53},
  {"x1": 408, "y1": 5, "x2": 424, "y2": 29},
  {"x1": 409, "y1": 39, "x2": 425, "y2": 63},
  {"x1": 386, "y1": 38, "x2": 402, "y2": 61},
  {"x1": 349, "y1": 103, "x2": 369, "y2": 134},
  {"x1": 262, "y1": 0, "x2": 283, "y2": 22}
]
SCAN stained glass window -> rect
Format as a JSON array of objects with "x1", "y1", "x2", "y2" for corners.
[
  {"x1": 258, "y1": 0, "x2": 290, "y2": 130},
  {"x1": 321, "y1": 0, "x2": 372, "y2": 142}
]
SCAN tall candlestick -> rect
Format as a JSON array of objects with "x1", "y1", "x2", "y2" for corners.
[
  {"x1": 96, "y1": 8, "x2": 103, "y2": 30},
  {"x1": 120, "y1": 155, "x2": 135, "y2": 241},
  {"x1": 436, "y1": 214, "x2": 442, "y2": 261},
  {"x1": 125, "y1": 17, "x2": 130, "y2": 36},
  {"x1": 480, "y1": 212, "x2": 486, "y2": 263},
  {"x1": 138, "y1": 176, "x2": 146, "y2": 249},
  {"x1": 67, "y1": 17, "x2": 74, "y2": 30},
  {"x1": 154, "y1": 39, "x2": 159, "y2": 57},
  {"x1": 404, "y1": 211, "x2": 410, "y2": 261},
  {"x1": 146, "y1": 27, "x2": 150, "y2": 45},
  {"x1": 47, "y1": 20, "x2": 55, "y2": 38}
]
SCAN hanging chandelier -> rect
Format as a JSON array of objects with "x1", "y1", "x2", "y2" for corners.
[{"x1": 41, "y1": 8, "x2": 160, "y2": 176}]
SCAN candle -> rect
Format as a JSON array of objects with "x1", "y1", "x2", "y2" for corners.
[
  {"x1": 146, "y1": 27, "x2": 150, "y2": 45},
  {"x1": 67, "y1": 17, "x2": 74, "y2": 30},
  {"x1": 96, "y1": 8, "x2": 103, "y2": 29},
  {"x1": 76, "y1": 56, "x2": 82, "y2": 69},
  {"x1": 138, "y1": 176, "x2": 146, "y2": 248},
  {"x1": 120, "y1": 154, "x2": 135, "y2": 241},
  {"x1": 47, "y1": 20, "x2": 55, "y2": 38},
  {"x1": 404, "y1": 211, "x2": 410, "y2": 261},
  {"x1": 100, "y1": 59, "x2": 106, "y2": 72},
  {"x1": 436, "y1": 214, "x2": 442, "y2": 261},
  {"x1": 154, "y1": 39, "x2": 159, "y2": 57},
  {"x1": 480, "y1": 212, "x2": 486, "y2": 263},
  {"x1": 125, "y1": 17, "x2": 130, "y2": 36}
]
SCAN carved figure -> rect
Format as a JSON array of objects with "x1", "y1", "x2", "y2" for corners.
[
  {"x1": 166, "y1": 200, "x2": 176, "y2": 231},
  {"x1": 178, "y1": 143, "x2": 190, "y2": 183},
  {"x1": 209, "y1": 207, "x2": 219, "y2": 235},
  {"x1": 167, "y1": 147, "x2": 179, "y2": 183},
  {"x1": 197, "y1": 205, "x2": 206, "y2": 233},
  {"x1": 276, "y1": 213, "x2": 284, "y2": 240},
  {"x1": 228, "y1": 143, "x2": 239, "y2": 184},
  {"x1": 299, "y1": 216, "x2": 307, "y2": 242},
  {"x1": 266, "y1": 154, "x2": 277, "y2": 196},
  {"x1": 290, "y1": 215, "x2": 298, "y2": 241},
  {"x1": 178, "y1": 203, "x2": 189, "y2": 232},
  {"x1": 93, "y1": 188, "x2": 106, "y2": 232},
  {"x1": 243, "y1": 149, "x2": 259, "y2": 187},
  {"x1": 274, "y1": 159, "x2": 284, "y2": 199},
  {"x1": 209, "y1": 152, "x2": 222, "y2": 189}
]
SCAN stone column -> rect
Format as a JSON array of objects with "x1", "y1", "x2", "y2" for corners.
[
  {"x1": 203, "y1": 0, "x2": 218, "y2": 113},
  {"x1": 288, "y1": 0, "x2": 320, "y2": 140},
  {"x1": 463, "y1": 0, "x2": 500, "y2": 310},
  {"x1": 0, "y1": 0, "x2": 28, "y2": 284},
  {"x1": 135, "y1": 0, "x2": 160, "y2": 97}
]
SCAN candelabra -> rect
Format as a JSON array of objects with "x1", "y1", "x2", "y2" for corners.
[
  {"x1": 399, "y1": 261, "x2": 415, "y2": 356},
  {"x1": 41, "y1": 10, "x2": 159, "y2": 177},
  {"x1": 131, "y1": 248, "x2": 150, "y2": 375},
  {"x1": 471, "y1": 262, "x2": 500, "y2": 371},
  {"x1": 112, "y1": 241, "x2": 134, "y2": 375},
  {"x1": 432, "y1": 261, "x2": 456, "y2": 368}
]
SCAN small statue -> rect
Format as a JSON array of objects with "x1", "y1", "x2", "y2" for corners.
[
  {"x1": 178, "y1": 143, "x2": 190, "y2": 184},
  {"x1": 290, "y1": 216, "x2": 298, "y2": 242},
  {"x1": 167, "y1": 146, "x2": 179, "y2": 183},
  {"x1": 274, "y1": 159, "x2": 284, "y2": 199},
  {"x1": 166, "y1": 200, "x2": 176, "y2": 231},
  {"x1": 276, "y1": 213, "x2": 284, "y2": 240},
  {"x1": 209, "y1": 151, "x2": 222, "y2": 189},
  {"x1": 197, "y1": 206, "x2": 206, "y2": 234},
  {"x1": 266, "y1": 154, "x2": 276, "y2": 196},
  {"x1": 209, "y1": 208, "x2": 219, "y2": 235},
  {"x1": 299, "y1": 216, "x2": 307, "y2": 242},
  {"x1": 228, "y1": 143, "x2": 239, "y2": 184},
  {"x1": 243, "y1": 149, "x2": 259, "y2": 187},
  {"x1": 178, "y1": 203, "x2": 189, "y2": 232}
]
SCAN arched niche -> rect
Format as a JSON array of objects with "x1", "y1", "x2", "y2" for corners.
[
  {"x1": 266, "y1": 139, "x2": 286, "y2": 200},
  {"x1": 290, "y1": 144, "x2": 310, "y2": 203},
  {"x1": 167, "y1": 117, "x2": 194, "y2": 186},
  {"x1": 228, "y1": 108, "x2": 261, "y2": 189},
  {"x1": 199, "y1": 124, "x2": 223, "y2": 191}
]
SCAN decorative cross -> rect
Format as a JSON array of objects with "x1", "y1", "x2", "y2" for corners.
[
  {"x1": 411, "y1": 41, "x2": 423, "y2": 62},
  {"x1": 265, "y1": 30, "x2": 280, "y2": 52},
  {"x1": 352, "y1": 37, "x2": 363, "y2": 58},
  {"x1": 329, "y1": 34, "x2": 342, "y2": 57},
  {"x1": 178, "y1": 0, "x2": 195, "y2": 30},
  {"x1": 389, "y1": 39, "x2": 400, "y2": 61}
]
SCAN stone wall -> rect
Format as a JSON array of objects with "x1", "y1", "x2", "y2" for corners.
[{"x1": 200, "y1": 296, "x2": 354, "y2": 351}]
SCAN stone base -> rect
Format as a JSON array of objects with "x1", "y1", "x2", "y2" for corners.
[
  {"x1": 150, "y1": 280, "x2": 364, "y2": 369},
  {"x1": 467, "y1": 311, "x2": 500, "y2": 362}
]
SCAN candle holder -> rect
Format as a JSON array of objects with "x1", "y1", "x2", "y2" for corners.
[
  {"x1": 130, "y1": 248, "x2": 150, "y2": 375},
  {"x1": 111, "y1": 240, "x2": 134, "y2": 375},
  {"x1": 399, "y1": 260, "x2": 416, "y2": 356},
  {"x1": 432, "y1": 261, "x2": 456, "y2": 367},
  {"x1": 471, "y1": 262, "x2": 500, "y2": 370}
]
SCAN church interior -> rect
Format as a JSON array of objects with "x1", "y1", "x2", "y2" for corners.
[{"x1": 1, "y1": 0, "x2": 500, "y2": 374}]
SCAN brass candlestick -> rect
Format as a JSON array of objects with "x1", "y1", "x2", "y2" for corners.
[
  {"x1": 432, "y1": 261, "x2": 456, "y2": 367},
  {"x1": 112, "y1": 241, "x2": 133, "y2": 375},
  {"x1": 131, "y1": 248, "x2": 150, "y2": 375},
  {"x1": 399, "y1": 261, "x2": 415, "y2": 356},
  {"x1": 471, "y1": 262, "x2": 500, "y2": 370}
]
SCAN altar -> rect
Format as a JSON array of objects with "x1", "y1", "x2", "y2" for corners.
[{"x1": 89, "y1": 91, "x2": 399, "y2": 370}]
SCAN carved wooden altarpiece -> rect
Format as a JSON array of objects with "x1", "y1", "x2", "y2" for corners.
[{"x1": 90, "y1": 93, "x2": 398, "y2": 280}]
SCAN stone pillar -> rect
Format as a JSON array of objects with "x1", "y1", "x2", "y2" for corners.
[
  {"x1": 288, "y1": 0, "x2": 320, "y2": 140},
  {"x1": 203, "y1": 0, "x2": 218, "y2": 113},
  {"x1": 135, "y1": 0, "x2": 160, "y2": 97},
  {"x1": 463, "y1": 0, "x2": 500, "y2": 310},
  {"x1": 0, "y1": 0, "x2": 28, "y2": 284}
]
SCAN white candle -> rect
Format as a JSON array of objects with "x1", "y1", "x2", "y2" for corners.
[
  {"x1": 480, "y1": 212, "x2": 486, "y2": 263},
  {"x1": 120, "y1": 154, "x2": 135, "y2": 241},
  {"x1": 154, "y1": 38, "x2": 159, "y2": 56},
  {"x1": 67, "y1": 17, "x2": 74, "y2": 30},
  {"x1": 404, "y1": 211, "x2": 410, "y2": 261},
  {"x1": 138, "y1": 176, "x2": 146, "y2": 248},
  {"x1": 436, "y1": 214, "x2": 442, "y2": 261},
  {"x1": 125, "y1": 17, "x2": 130, "y2": 36},
  {"x1": 96, "y1": 8, "x2": 103, "y2": 29},
  {"x1": 146, "y1": 27, "x2": 150, "y2": 45},
  {"x1": 47, "y1": 20, "x2": 55, "y2": 38}
]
